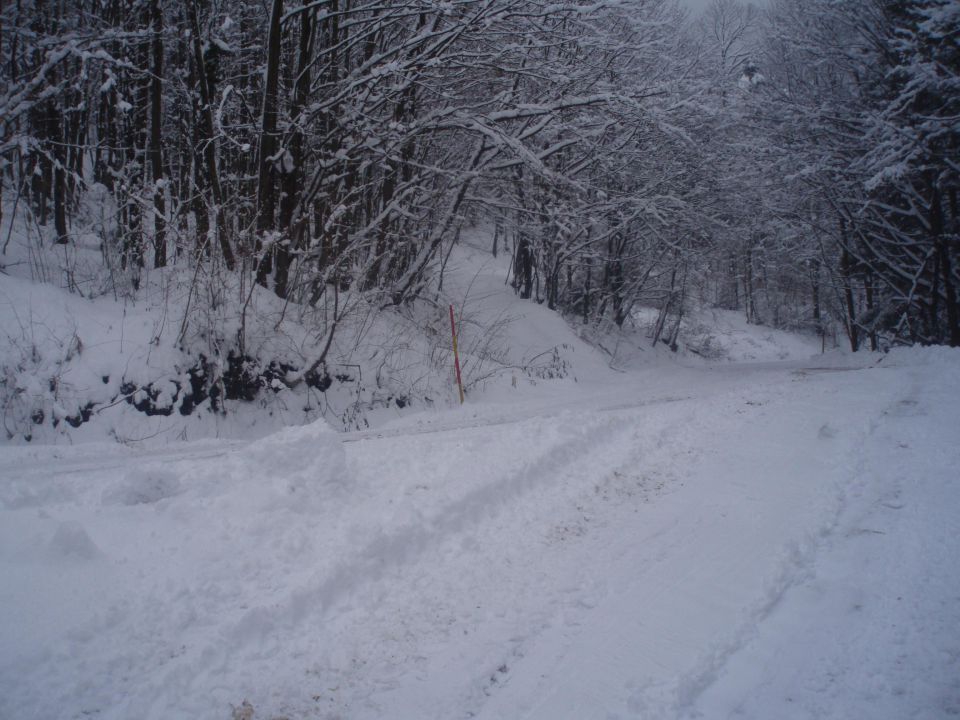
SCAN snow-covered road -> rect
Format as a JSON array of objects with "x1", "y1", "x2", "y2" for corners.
[{"x1": 1, "y1": 350, "x2": 958, "y2": 720}]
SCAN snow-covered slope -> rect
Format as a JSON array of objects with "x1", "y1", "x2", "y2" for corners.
[
  {"x1": 1, "y1": 235, "x2": 958, "y2": 720},
  {"x1": 0, "y1": 225, "x2": 616, "y2": 444}
]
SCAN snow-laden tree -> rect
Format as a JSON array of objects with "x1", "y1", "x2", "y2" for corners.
[
  {"x1": 722, "y1": 0, "x2": 960, "y2": 349},
  {"x1": 858, "y1": 0, "x2": 960, "y2": 345},
  {"x1": 3, "y1": 0, "x2": 957, "y2": 423}
]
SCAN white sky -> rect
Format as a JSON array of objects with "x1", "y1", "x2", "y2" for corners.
[
  {"x1": 678, "y1": 0, "x2": 768, "y2": 15},
  {"x1": 678, "y1": 0, "x2": 714, "y2": 11}
]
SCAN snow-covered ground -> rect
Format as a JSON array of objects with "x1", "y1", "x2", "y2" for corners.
[{"x1": 1, "y1": 238, "x2": 958, "y2": 720}]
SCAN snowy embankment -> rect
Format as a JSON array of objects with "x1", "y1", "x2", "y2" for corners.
[{"x1": 2, "y1": 345, "x2": 958, "y2": 719}]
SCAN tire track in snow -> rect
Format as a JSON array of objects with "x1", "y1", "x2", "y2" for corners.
[
  {"x1": 683, "y1": 359, "x2": 960, "y2": 720},
  {"x1": 0, "y1": 443, "x2": 239, "y2": 483},
  {"x1": 341, "y1": 392, "x2": 691, "y2": 444},
  {"x1": 242, "y1": 410, "x2": 641, "y2": 635},
  {"x1": 468, "y1": 368, "x2": 901, "y2": 720},
  {"x1": 144, "y1": 409, "x2": 645, "y2": 715}
]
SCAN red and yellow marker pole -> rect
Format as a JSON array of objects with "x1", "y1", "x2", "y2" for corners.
[{"x1": 449, "y1": 304, "x2": 465, "y2": 404}]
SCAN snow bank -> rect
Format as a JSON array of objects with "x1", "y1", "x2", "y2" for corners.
[{"x1": 232, "y1": 417, "x2": 349, "y2": 510}]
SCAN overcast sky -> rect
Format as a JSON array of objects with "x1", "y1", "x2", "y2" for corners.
[
  {"x1": 678, "y1": 0, "x2": 767, "y2": 16},
  {"x1": 678, "y1": 0, "x2": 713, "y2": 12}
]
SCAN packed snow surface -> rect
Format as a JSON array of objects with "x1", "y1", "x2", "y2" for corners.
[{"x1": 1, "y1": 244, "x2": 958, "y2": 719}]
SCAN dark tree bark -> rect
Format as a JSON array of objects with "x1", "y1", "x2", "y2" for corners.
[
  {"x1": 255, "y1": 0, "x2": 284, "y2": 287},
  {"x1": 50, "y1": 100, "x2": 68, "y2": 245},
  {"x1": 186, "y1": 0, "x2": 235, "y2": 270},
  {"x1": 149, "y1": 0, "x2": 166, "y2": 268},
  {"x1": 930, "y1": 182, "x2": 960, "y2": 347},
  {"x1": 863, "y1": 271, "x2": 878, "y2": 351},
  {"x1": 275, "y1": 6, "x2": 314, "y2": 299},
  {"x1": 839, "y1": 218, "x2": 860, "y2": 352}
]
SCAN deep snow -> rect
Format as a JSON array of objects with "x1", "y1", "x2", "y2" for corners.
[{"x1": 1, "y1": 237, "x2": 958, "y2": 720}]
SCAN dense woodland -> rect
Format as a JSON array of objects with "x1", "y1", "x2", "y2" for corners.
[{"x1": 1, "y1": 0, "x2": 957, "y2": 376}]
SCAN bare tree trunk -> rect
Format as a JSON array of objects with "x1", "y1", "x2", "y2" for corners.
[
  {"x1": 275, "y1": 6, "x2": 314, "y2": 299},
  {"x1": 149, "y1": 0, "x2": 166, "y2": 268},
  {"x1": 839, "y1": 217, "x2": 859, "y2": 352},
  {"x1": 947, "y1": 185, "x2": 960, "y2": 347},
  {"x1": 930, "y1": 182, "x2": 959, "y2": 346},
  {"x1": 186, "y1": 0, "x2": 235, "y2": 270},
  {"x1": 743, "y1": 245, "x2": 757, "y2": 324},
  {"x1": 52, "y1": 111, "x2": 68, "y2": 244},
  {"x1": 582, "y1": 250, "x2": 591, "y2": 324},
  {"x1": 810, "y1": 258, "x2": 821, "y2": 328},
  {"x1": 515, "y1": 232, "x2": 533, "y2": 299},
  {"x1": 864, "y1": 271, "x2": 878, "y2": 351},
  {"x1": 255, "y1": 0, "x2": 284, "y2": 287},
  {"x1": 44, "y1": 65, "x2": 68, "y2": 245}
]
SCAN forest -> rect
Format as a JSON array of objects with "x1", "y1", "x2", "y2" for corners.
[
  {"x1": 1, "y1": 0, "x2": 958, "y2": 421},
  {"x1": 2, "y1": 4, "x2": 960, "y2": 716}
]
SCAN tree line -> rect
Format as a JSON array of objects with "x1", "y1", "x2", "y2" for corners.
[{"x1": 1, "y1": 0, "x2": 957, "y2": 365}]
